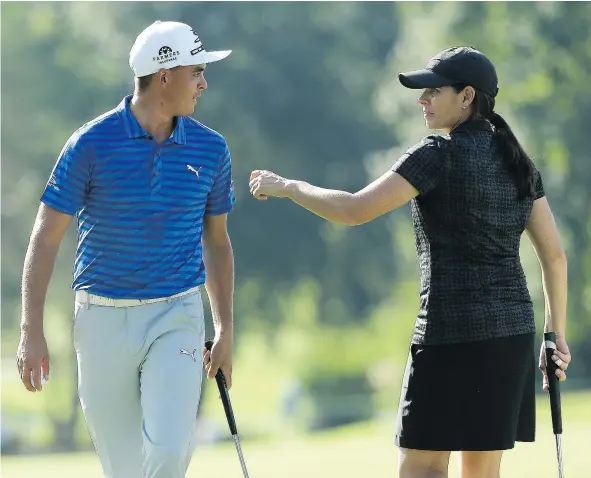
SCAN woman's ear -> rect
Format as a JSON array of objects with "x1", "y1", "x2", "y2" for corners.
[{"x1": 463, "y1": 86, "x2": 476, "y2": 107}]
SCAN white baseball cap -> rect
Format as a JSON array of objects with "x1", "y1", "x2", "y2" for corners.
[{"x1": 129, "y1": 20, "x2": 232, "y2": 77}]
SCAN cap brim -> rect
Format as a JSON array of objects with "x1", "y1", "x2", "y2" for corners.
[
  {"x1": 398, "y1": 69, "x2": 455, "y2": 89},
  {"x1": 188, "y1": 50, "x2": 232, "y2": 65}
]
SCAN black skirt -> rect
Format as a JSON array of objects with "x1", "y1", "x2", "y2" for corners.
[{"x1": 394, "y1": 333, "x2": 536, "y2": 451}]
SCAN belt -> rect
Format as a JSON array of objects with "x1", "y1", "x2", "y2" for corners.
[{"x1": 74, "y1": 285, "x2": 201, "y2": 308}]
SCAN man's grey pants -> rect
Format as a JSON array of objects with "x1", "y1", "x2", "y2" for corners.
[{"x1": 73, "y1": 289, "x2": 205, "y2": 478}]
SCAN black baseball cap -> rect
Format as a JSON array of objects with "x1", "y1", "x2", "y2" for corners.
[{"x1": 398, "y1": 46, "x2": 499, "y2": 98}]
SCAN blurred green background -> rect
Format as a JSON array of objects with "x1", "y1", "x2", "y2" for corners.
[{"x1": 2, "y1": 2, "x2": 591, "y2": 477}]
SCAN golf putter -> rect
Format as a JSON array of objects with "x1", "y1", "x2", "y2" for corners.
[
  {"x1": 544, "y1": 332, "x2": 564, "y2": 478},
  {"x1": 205, "y1": 339, "x2": 250, "y2": 478}
]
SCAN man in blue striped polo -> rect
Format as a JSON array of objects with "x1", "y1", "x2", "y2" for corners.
[{"x1": 17, "y1": 21, "x2": 235, "y2": 477}]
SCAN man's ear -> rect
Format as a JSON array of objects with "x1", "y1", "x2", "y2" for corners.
[{"x1": 157, "y1": 69, "x2": 169, "y2": 86}]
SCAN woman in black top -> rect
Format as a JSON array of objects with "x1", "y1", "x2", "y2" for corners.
[{"x1": 249, "y1": 47, "x2": 571, "y2": 477}]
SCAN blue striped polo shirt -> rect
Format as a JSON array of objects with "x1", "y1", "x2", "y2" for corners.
[{"x1": 41, "y1": 95, "x2": 235, "y2": 299}]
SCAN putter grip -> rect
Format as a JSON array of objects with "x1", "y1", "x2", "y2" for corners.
[
  {"x1": 544, "y1": 332, "x2": 563, "y2": 435},
  {"x1": 205, "y1": 340, "x2": 238, "y2": 435}
]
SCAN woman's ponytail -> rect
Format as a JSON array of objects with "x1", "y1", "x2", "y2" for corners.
[
  {"x1": 452, "y1": 84, "x2": 536, "y2": 200},
  {"x1": 488, "y1": 112, "x2": 535, "y2": 200}
]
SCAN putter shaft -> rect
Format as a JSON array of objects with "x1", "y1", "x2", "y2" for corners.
[
  {"x1": 556, "y1": 434, "x2": 564, "y2": 478},
  {"x1": 204, "y1": 340, "x2": 250, "y2": 478},
  {"x1": 233, "y1": 434, "x2": 250, "y2": 478}
]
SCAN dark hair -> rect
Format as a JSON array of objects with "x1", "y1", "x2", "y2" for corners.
[
  {"x1": 452, "y1": 84, "x2": 536, "y2": 200},
  {"x1": 137, "y1": 74, "x2": 155, "y2": 92}
]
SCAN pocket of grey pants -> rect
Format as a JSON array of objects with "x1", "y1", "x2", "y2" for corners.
[{"x1": 179, "y1": 292, "x2": 205, "y2": 335}]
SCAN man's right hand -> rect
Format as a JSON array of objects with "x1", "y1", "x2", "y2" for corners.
[
  {"x1": 18, "y1": 204, "x2": 71, "y2": 393},
  {"x1": 17, "y1": 328, "x2": 50, "y2": 392}
]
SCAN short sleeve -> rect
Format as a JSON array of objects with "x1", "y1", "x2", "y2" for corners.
[
  {"x1": 392, "y1": 135, "x2": 448, "y2": 196},
  {"x1": 533, "y1": 167, "x2": 545, "y2": 200},
  {"x1": 40, "y1": 132, "x2": 90, "y2": 216},
  {"x1": 205, "y1": 144, "x2": 235, "y2": 216}
]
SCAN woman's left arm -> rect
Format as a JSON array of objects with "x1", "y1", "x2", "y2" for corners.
[{"x1": 249, "y1": 169, "x2": 418, "y2": 226}]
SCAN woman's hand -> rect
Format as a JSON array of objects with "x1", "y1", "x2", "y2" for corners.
[
  {"x1": 539, "y1": 335, "x2": 571, "y2": 392},
  {"x1": 249, "y1": 170, "x2": 292, "y2": 200}
]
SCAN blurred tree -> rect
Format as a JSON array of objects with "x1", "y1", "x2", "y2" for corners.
[
  {"x1": 2, "y1": 2, "x2": 402, "y2": 333},
  {"x1": 2, "y1": 1, "x2": 590, "y2": 451}
]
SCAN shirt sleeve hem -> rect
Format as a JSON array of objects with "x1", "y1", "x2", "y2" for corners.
[
  {"x1": 392, "y1": 165, "x2": 429, "y2": 196},
  {"x1": 40, "y1": 195, "x2": 78, "y2": 216},
  {"x1": 204, "y1": 204, "x2": 233, "y2": 217}
]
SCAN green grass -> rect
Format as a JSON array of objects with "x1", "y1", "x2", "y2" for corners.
[{"x1": 2, "y1": 391, "x2": 589, "y2": 478}]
